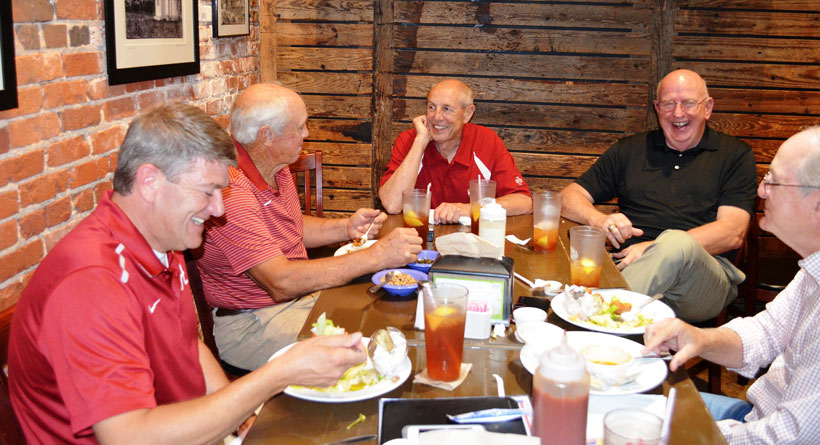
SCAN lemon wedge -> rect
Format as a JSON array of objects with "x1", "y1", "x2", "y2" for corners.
[{"x1": 403, "y1": 210, "x2": 424, "y2": 227}]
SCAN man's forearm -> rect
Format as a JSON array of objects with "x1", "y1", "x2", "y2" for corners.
[
  {"x1": 687, "y1": 206, "x2": 749, "y2": 255},
  {"x1": 496, "y1": 193, "x2": 532, "y2": 216},
  {"x1": 560, "y1": 183, "x2": 606, "y2": 226},
  {"x1": 301, "y1": 215, "x2": 348, "y2": 248},
  {"x1": 700, "y1": 327, "x2": 744, "y2": 369},
  {"x1": 379, "y1": 138, "x2": 428, "y2": 213}
]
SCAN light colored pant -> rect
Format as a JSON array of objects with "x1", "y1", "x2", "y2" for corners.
[
  {"x1": 622, "y1": 230, "x2": 745, "y2": 322},
  {"x1": 212, "y1": 292, "x2": 318, "y2": 370}
]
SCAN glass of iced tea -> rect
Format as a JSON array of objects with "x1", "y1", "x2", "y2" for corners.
[
  {"x1": 569, "y1": 226, "x2": 605, "y2": 288},
  {"x1": 533, "y1": 191, "x2": 562, "y2": 253},
  {"x1": 469, "y1": 179, "x2": 496, "y2": 235},
  {"x1": 423, "y1": 283, "x2": 468, "y2": 381},
  {"x1": 402, "y1": 189, "x2": 430, "y2": 249}
]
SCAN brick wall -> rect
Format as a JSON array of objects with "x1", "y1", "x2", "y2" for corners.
[{"x1": 0, "y1": 0, "x2": 261, "y2": 311}]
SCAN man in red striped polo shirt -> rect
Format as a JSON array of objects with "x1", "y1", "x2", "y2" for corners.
[{"x1": 195, "y1": 83, "x2": 422, "y2": 371}]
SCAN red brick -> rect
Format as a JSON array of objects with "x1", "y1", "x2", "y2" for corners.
[
  {"x1": 44, "y1": 220, "x2": 78, "y2": 251},
  {"x1": 16, "y1": 24, "x2": 41, "y2": 50},
  {"x1": 56, "y1": 0, "x2": 97, "y2": 20},
  {"x1": 19, "y1": 208, "x2": 45, "y2": 239},
  {"x1": 103, "y1": 97, "x2": 136, "y2": 121},
  {"x1": 90, "y1": 126, "x2": 125, "y2": 155},
  {"x1": 12, "y1": 0, "x2": 54, "y2": 22},
  {"x1": 69, "y1": 25, "x2": 91, "y2": 47},
  {"x1": 19, "y1": 171, "x2": 69, "y2": 207},
  {"x1": 205, "y1": 98, "x2": 225, "y2": 116},
  {"x1": 0, "y1": 280, "x2": 25, "y2": 311},
  {"x1": 63, "y1": 52, "x2": 101, "y2": 77},
  {"x1": 0, "y1": 86, "x2": 44, "y2": 120},
  {"x1": 87, "y1": 79, "x2": 127, "y2": 101},
  {"x1": 109, "y1": 152, "x2": 118, "y2": 172},
  {"x1": 0, "y1": 220, "x2": 17, "y2": 250},
  {"x1": 138, "y1": 90, "x2": 164, "y2": 111},
  {"x1": 46, "y1": 196, "x2": 71, "y2": 227},
  {"x1": 43, "y1": 24, "x2": 67, "y2": 48},
  {"x1": 61, "y1": 104, "x2": 101, "y2": 131},
  {"x1": 71, "y1": 188, "x2": 95, "y2": 213},
  {"x1": 124, "y1": 81, "x2": 155, "y2": 93},
  {"x1": 166, "y1": 86, "x2": 195, "y2": 102},
  {"x1": 43, "y1": 80, "x2": 87, "y2": 108},
  {"x1": 70, "y1": 159, "x2": 103, "y2": 187},
  {"x1": 94, "y1": 181, "x2": 112, "y2": 201},
  {"x1": 14, "y1": 54, "x2": 44, "y2": 86},
  {"x1": 0, "y1": 150, "x2": 44, "y2": 188},
  {"x1": 0, "y1": 240, "x2": 44, "y2": 283},
  {"x1": 8, "y1": 113, "x2": 60, "y2": 148},
  {"x1": 0, "y1": 127, "x2": 8, "y2": 155},
  {"x1": 0, "y1": 191, "x2": 19, "y2": 219},
  {"x1": 42, "y1": 53, "x2": 64, "y2": 82},
  {"x1": 214, "y1": 115, "x2": 230, "y2": 129},
  {"x1": 47, "y1": 136, "x2": 91, "y2": 166}
]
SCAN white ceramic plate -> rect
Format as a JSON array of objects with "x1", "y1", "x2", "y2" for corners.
[
  {"x1": 519, "y1": 331, "x2": 668, "y2": 396},
  {"x1": 334, "y1": 239, "x2": 377, "y2": 256},
  {"x1": 551, "y1": 289, "x2": 675, "y2": 335},
  {"x1": 515, "y1": 321, "x2": 564, "y2": 348},
  {"x1": 269, "y1": 338, "x2": 411, "y2": 403}
]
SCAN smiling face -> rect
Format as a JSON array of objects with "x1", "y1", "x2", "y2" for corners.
[
  {"x1": 654, "y1": 70, "x2": 713, "y2": 152},
  {"x1": 153, "y1": 158, "x2": 230, "y2": 252},
  {"x1": 425, "y1": 80, "x2": 475, "y2": 151}
]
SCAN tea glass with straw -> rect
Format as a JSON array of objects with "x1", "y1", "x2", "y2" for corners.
[{"x1": 468, "y1": 178, "x2": 496, "y2": 235}]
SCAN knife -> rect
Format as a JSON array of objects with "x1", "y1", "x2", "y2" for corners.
[{"x1": 323, "y1": 434, "x2": 378, "y2": 445}]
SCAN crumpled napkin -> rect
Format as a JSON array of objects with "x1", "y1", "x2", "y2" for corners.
[
  {"x1": 413, "y1": 363, "x2": 472, "y2": 390},
  {"x1": 435, "y1": 233, "x2": 500, "y2": 258},
  {"x1": 505, "y1": 234, "x2": 531, "y2": 245}
]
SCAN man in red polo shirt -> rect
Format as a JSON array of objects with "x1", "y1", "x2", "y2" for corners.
[
  {"x1": 195, "y1": 83, "x2": 422, "y2": 371},
  {"x1": 379, "y1": 79, "x2": 532, "y2": 223},
  {"x1": 7, "y1": 104, "x2": 365, "y2": 443}
]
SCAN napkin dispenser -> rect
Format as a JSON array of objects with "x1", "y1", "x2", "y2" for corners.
[{"x1": 415, "y1": 255, "x2": 514, "y2": 332}]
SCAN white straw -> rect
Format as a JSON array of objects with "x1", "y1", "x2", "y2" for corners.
[{"x1": 661, "y1": 387, "x2": 677, "y2": 439}]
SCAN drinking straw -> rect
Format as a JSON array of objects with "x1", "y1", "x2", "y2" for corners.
[{"x1": 661, "y1": 387, "x2": 677, "y2": 439}]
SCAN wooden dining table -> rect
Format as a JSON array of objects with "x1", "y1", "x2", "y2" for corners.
[{"x1": 243, "y1": 214, "x2": 726, "y2": 445}]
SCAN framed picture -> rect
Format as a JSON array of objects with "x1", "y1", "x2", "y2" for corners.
[
  {"x1": 0, "y1": 0, "x2": 18, "y2": 111},
  {"x1": 104, "y1": 0, "x2": 200, "y2": 86},
  {"x1": 213, "y1": 0, "x2": 250, "y2": 37}
]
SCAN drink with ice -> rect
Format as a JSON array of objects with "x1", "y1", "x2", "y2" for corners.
[
  {"x1": 423, "y1": 284, "x2": 468, "y2": 381},
  {"x1": 569, "y1": 226, "x2": 605, "y2": 288},
  {"x1": 402, "y1": 189, "x2": 429, "y2": 250},
  {"x1": 533, "y1": 191, "x2": 562, "y2": 253}
]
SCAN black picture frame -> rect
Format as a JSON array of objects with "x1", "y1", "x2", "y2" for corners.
[
  {"x1": 0, "y1": 1, "x2": 18, "y2": 111},
  {"x1": 104, "y1": 0, "x2": 200, "y2": 86},
  {"x1": 213, "y1": 0, "x2": 250, "y2": 38}
]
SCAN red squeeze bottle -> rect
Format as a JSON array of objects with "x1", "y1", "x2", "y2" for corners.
[{"x1": 532, "y1": 332, "x2": 590, "y2": 445}]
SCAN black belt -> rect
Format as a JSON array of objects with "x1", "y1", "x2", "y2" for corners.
[{"x1": 214, "y1": 307, "x2": 259, "y2": 317}]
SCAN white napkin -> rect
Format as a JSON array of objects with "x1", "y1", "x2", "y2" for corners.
[
  {"x1": 420, "y1": 430, "x2": 538, "y2": 445},
  {"x1": 434, "y1": 232, "x2": 500, "y2": 258},
  {"x1": 506, "y1": 234, "x2": 531, "y2": 245}
]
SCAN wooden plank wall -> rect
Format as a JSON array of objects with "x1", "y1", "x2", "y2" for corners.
[{"x1": 270, "y1": 0, "x2": 820, "y2": 257}]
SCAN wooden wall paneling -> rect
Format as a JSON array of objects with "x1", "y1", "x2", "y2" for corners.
[
  {"x1": 260, "y1": 0, "x2": 277, "y2": 82},
  {"x1": 677, "y1": 62, "x2": 820, "y2": 90},
  {"x1": 277, "y1": 47, "x2": 373, "y2": 72},
  {"x1": 274, "y1": 0, "x2": 375, "y2": 21},
  {"x1": 275, "y1": 23, "x2": 374, "y2": 46},
  {"x1": 308, "y1": 119, "x2": 373, "y2": 143},
  {"x1": 302, "y1": 142, "x2": 373, "y2": 166},
  {"x1": 676, "y1": 9, "x2": 820, "y2": 37},
  {"x1": 277, "y1": 72, "x2": 373, "y2": 96},
  {"x1": 677, "y1": 0, "x2": 818, "y2": 11},
  {"x1": 372, "y1": 0, "x2": 395, "y2": 210},
  {"x1": 302, "y1": 95, "x2": 372, "y2": 119}
]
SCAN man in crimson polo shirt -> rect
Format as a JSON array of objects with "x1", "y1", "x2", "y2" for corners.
[
  {"x1": 379, "y1": 79, "x2": 532, "y2": 223},
  {"x1": 560, "y1": 70, "x2": 758, "y2": 322},
  {"x1": 7, "y1": 104, "x2": 365, "y2": 443},
  {"x1": 194, "y1": 83, "x2": 421, "y2": 371}
]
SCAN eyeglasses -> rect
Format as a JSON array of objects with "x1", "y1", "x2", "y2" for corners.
[
  {"x1": 656, "y1": 98, "x2": 708, "y2": 112},
  {"x1": 762, "y1": 171, "x2": 820, "y2": 194}
]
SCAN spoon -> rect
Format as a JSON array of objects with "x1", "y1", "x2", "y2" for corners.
[
  {"x1": 633, "y1": 352, "x2": 673, "y2": 361},
  {"x1": 368, "y1": 271, "x2": 399, "y2": 293},
  {"x1": 620, "y1": 293, "x2": 664, "y2": 322},
  {"x1": 357, "y1": 219, "x2": 378, "y2": 246}
]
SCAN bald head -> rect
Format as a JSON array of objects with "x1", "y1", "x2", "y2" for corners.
[
  {"x1": 657, "y1": 69, "x2": 709, "y2": 99},
  {"x1": 231, "y1": 83, "x2": 305, "y2": 145},
  {"x1": 428, "y1": 79, "x2": 474, "y2": 109},
  {"x1": 782, "y1": 127, "x2": 820, "y2": 190}
]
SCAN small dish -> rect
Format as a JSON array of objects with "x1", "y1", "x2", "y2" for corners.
[
  {"x1": 515, "y1": 321, "x2": 563, "y2": 349},
  {"x1": 540, "y1": 280, "x2": 563, "y2": 295},
  {"x1": 371, "y1": 268, "x2": 428, "y2": 297},
  {"x1": 513, "y1": 307, "x2": 547, "y2": 325},
  {"x1": 407, "y1": 249, "x2": 440, "y2": 273},
  {"x1": 334, "y1": 239, "x2": 377, "y2": 256}
]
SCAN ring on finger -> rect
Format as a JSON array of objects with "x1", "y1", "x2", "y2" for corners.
[{"x1": 608, "y1": 224, "x2": 618, "y2": 232}]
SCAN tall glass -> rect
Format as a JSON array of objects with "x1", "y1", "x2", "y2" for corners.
[
  {"x1": 569, "y1": 226, "x2": 606, "y2": 288},
  {"x1": 533, "y1": 191, "x2": 562, "y2": 253},
  {"x1": 469, "y1": 179, "x2": 496, "y2": 235},
  {"x1": 603, "y1": 408, "x2": 664, "y2": 445},
  {"x1": 403, "y1": 189, "x2": 430, "y2": 250},
  {"x1": 423, "y1": 283, "x2": 468, "y2": 381}
]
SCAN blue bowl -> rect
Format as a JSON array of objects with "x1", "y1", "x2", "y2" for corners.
[
  {"x1": 371, "y1": 268, "x2": 428, "y2": 296},
  {"x1": 407, "y1": 250, "x2": 440, "y2": 273}
]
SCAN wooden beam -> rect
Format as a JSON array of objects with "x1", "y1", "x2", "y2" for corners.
[
  {"x1": 371, "y1": 0, "x2": 394, "y2": 209},
  {"x1": 259, "y1": 0, "x2": 277, "y2": 82}
]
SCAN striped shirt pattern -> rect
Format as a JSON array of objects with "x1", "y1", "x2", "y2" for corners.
[{"x1": 719, "y1": 250, "x2": 820, "y2": 444}]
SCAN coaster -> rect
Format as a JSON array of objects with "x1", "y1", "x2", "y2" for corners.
[{"x1": 413, "y1": 363, "x2": 472, "y2": 390}]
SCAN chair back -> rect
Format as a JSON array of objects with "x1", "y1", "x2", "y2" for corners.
[
  {"x1": 288, "y1": 151, "x2": 323, "y2": 217},
  {"x1": 1, "y1": 305, "x2": 27, "y2": 444},
  {"x1": 183, "y1": 252, "x2": 219, "y2": 359}
]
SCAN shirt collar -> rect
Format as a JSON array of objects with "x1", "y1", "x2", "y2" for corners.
[
  {"x1": 100, "y1": 190, "x2": 169, "y2": 277},
  {"x1": 652, "y1": 125, "x2": 718, "y2": 154},
  {"x1": 234, "y1": 139, "x2": 272, "y2": 192},
  {"x1": 799, "y1": 250, "x2": 820, "y2": 283}
]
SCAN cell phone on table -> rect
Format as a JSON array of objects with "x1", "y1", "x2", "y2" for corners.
[
  {"x1": 514, "y1": 296, "x2": 550, "y2": 313},
  {"x1": 401, "y1": 424, "x2": 486, "y2": 440}
]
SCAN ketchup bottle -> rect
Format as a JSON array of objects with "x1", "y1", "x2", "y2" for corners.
[{"x1": 532, "y1": 332, "x2": 590, "y2": 445}]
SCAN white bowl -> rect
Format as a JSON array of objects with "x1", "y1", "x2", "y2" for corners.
[
  {"x1": 516, "y1": 321, "x2": 563, "y2": 350},
  {"x1": 513, "y1": 307, "x2": 547, "y2": 325},
  {"x1": 580, "y1": 344, "x2": 634, "y2": 383}
]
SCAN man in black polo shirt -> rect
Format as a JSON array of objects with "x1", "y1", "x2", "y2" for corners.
[{"x1": 560, "y1": 69, "x2": 758, "y2": 322}]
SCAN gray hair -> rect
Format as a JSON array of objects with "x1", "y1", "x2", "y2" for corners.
[
  {"x1": 796, "y1": 125, "x2": 820, "y2": 192},
  {"x1": 113, "y1": 104, "x2": 237, "y2": 194},
  {"x1": 230, "y1": 82, "x2": 294, "y2": 145}
]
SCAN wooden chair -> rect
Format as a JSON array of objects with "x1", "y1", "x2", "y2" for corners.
[
  {"x1": 288, "y1": 151, "x2": 323, "y2": 217},
  {"x1": 1, "y1": 305, "x2": 27, "y2": 444}
]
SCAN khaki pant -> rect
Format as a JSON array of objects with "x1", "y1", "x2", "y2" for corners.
[
  {"x1": 622, "y1": 230, "x2": 745, "y2": 323},
  {"x1": 212, "y1": 292, "x2": 318, "y2": 370}
]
